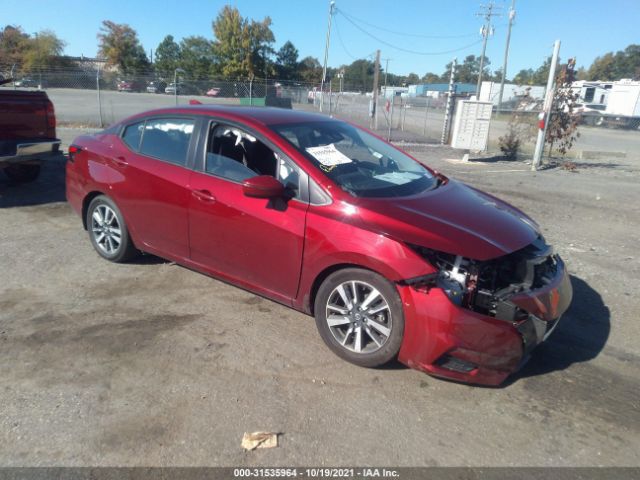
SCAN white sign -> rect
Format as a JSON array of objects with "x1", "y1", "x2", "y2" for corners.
[{"x1": 306, "y1": 144, "x2": 353, "y2": 167}]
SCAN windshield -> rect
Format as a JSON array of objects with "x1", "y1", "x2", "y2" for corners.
[{"x1": 272, "y1": 121, "x2": 436, "y2": 198}]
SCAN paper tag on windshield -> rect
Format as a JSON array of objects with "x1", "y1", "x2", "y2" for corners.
[
  {"x1": 373, "y1": 171, "x2": 422, "y2": 185},
  {"x1": 306, "y1": 144, "x2": 352, "y2": 167}
]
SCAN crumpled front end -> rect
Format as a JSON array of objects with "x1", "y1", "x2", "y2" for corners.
[{"x1": 397, "y1": 235, "x2": 573, "y2": 386}]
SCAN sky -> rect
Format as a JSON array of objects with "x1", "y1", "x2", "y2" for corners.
[{"x1": 2, "y1": 0, "x2": 639, "y2": 77}]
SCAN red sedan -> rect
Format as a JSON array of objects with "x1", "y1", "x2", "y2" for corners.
[{"x1": 66, "y1": 106, "x2": 572, "y2": 386}]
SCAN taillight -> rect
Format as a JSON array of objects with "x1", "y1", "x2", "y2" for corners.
[
  {"x1": 68, "y1": 145, "x2": 81, "y2": 162},
  {"x1": 46, "y1": 101, "x2": 56, "y2": 132}
]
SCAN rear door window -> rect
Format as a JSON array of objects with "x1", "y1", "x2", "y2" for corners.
[
  {"x1": 140, "y1": 118, "x2": 195, "y2": 166},
  {"x1": 122, "y1": 121, "x2": 144, "y2": 151}
]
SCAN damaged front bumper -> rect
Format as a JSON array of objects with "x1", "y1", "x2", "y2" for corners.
[{"x1": 396, "y1": 257, "x2": 573, "y2": 386}]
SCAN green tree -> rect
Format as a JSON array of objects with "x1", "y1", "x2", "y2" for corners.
[
  {"x1": 586, "y1": 45, "x2": 640, "y2": 80},
  {"x1": 343, "y1": 58, "x2": 377, "y2": 91},
  {"x1": 619, "y1": 44, "x2": 640, "y2": 79},
  {"x1": 421, "y1": 72, "x2": 441, "y2": 84},
  {"x1": 444, "y1": 55, "x2": 490, "y2": 84},
  {"x1": 154, "y1": 35, "x2": 180, "y2": 77},
  {"x1": 211, "y1": 5, "x2": 274, "y2": 78},
  {"x1": 179, "y1": 36, "x2": 214, "y2": 80},
  {"x1": 404, "y1": 72, "x2": 420, "y2": 85},
  {"x1": 0, "y1": 25, "x2": 30, "y2": 66},
  {"x1": 532, "y1": 56, "x2": 553, "y2": 85},
  {"x1": 297, "y1": 56, "x2": 322, "y2": 84},
  {"x1": 21, "y1": 30, "x2": 70, "y2": 71},
  {"x1": 513, "y1": 68, "x2": 534, "y2": 85},
  {"x1": 275, "y1": 40, "x2": 299, "y2": 80},
  {"x1": 97, "y1": 20, "x2": 150, "y2": 74}
]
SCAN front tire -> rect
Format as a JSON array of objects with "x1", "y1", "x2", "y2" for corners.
[
  {"x1": 314, "y1": 268, "x2": 404, "y2": 368},
  {"x1": 86, "y1": 195, "x2": 138, "y2": 263}
]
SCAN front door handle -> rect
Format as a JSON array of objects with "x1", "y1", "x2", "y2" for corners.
[
  {"x1": 192, "y1": 189, "x2": 216, "y2": 203},
  {"x1": 113, "y1": 156, "x2": 129, "y2": 167}
]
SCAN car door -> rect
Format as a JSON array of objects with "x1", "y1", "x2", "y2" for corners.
[
  {"x1": 110, "y1": 116, "x2": 199, "y2": 260},
  {"x1": 188, "y1": 120, "x2": 308, "y2": 302}
]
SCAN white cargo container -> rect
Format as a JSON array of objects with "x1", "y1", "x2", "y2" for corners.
[
  {"x1": 595, "y1": 80, "x2": 640, "y2": 128},
  {"x1": 605, "y1": 80, "x2": 640, "y2": 116}
]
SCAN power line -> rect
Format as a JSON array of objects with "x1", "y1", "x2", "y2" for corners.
[
  {"x1": 338, "y1": 12, "x2": 484, "y2": 56},
  {"x1": 334, "y1": 15, "x2": 358, "y2": 61},
  {"x1": 338, "y1": 8, "x2": 479, "y2": 39}
]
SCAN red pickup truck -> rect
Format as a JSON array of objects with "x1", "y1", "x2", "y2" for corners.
[{"x1": 0, "y1": 80, "x2": 61, "y2": 182}]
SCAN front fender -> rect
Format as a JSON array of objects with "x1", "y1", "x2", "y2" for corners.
[{"x1": 295, "y1": 206, "x2": 434, "y2": 313}]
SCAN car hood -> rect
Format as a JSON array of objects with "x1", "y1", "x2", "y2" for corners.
[{"x1": 351, "y1": 179, "x2": 539, "y2": 260}]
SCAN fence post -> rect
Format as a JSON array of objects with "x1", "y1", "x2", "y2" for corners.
[
  {"x1": 441, "y1": 58, "x2": 457, "y2": 145},
  {"x1": 96, "y1": 65, "x2": 103, "y2": 128},
  {"x1": 422, "y1": 95, "x2": 430, "y2": 136},
  {"x1": 11, "y1": 64, "x2": 16, "y2": 90},
  {"x1": 401, "y1": 100, "x2": 406, "y2": 131},
  {"x1": 249, "y1": 78, "x2": 253, "y2": 105},
  {"x1": 387, "y1": 99, "x2": 394, "y2": 142}
]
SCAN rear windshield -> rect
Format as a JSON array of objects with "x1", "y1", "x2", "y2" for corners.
[{"x1": 272, "y1": 121, "x2": 436, "y2": 198}]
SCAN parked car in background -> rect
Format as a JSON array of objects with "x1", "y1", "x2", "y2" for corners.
[
  {"x1": 14, "y1": 78, "x2": 39, "y2": 88},
  {"x1": 165, "y1": 82, "x2": 181, "y2": 95},
  {"x1": 575, "y1": 103, "x2": 607, "y2": 125},
  {"x1": 1, "y1": 79, "x2": 61, "y2": 182},
  {"x1": 66, "y1": 105, "x2": 572, "y2": 386},
  {"x1": 146, "y1": 81, "x2": 167, "y2": 94},
  {"x1": 206, "y1": 87, "x2": 221, "y2": 97},
  {"x1": 117, "y1": 79, "x2": 145, "y2": 92},
  {"x1": 117, "y1": 80, "x2": 134, "y2": 92}
]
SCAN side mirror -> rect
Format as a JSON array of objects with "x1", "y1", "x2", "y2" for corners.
[{"x1": 242, "y1": 175, "x2": 285, "y2": 199}]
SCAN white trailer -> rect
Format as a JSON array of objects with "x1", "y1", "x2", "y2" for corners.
[{"x1": 594, "y1": 80, "x2": 640, "y2": 129}]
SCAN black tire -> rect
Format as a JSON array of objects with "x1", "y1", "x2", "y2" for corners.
[
  {"x1": 86, "y1": 195, "x2": 138, "y2": 263},
  {"x1": 4, "y1": 164, "x2": 41, "y2": 183},
  {"x1": 314, "y1": 268, "x2": 404, "y2": 368}
]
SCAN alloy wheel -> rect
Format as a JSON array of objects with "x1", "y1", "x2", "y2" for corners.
[
  {"x1": 325, "y1": 280, "x2": 392, "y2": 354},
  {"x1": 91, "y1": 204, "x2": 122, "y2": 255}
]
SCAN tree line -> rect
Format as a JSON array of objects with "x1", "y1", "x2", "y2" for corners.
[{"x1": 1, "y1": 5, "x2": 638, "y2": 88}]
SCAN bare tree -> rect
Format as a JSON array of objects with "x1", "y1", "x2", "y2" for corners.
[{"x1": 546, "y1": 58, "x2": 580, "y2": 157}]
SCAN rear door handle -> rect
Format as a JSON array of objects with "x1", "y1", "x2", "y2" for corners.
[
  {"x1": 113, "y1": 156, "x2": 129, "y2": 167},
  {"x1": 192, "y1": 189, "x2": 216, "y2": 203}
]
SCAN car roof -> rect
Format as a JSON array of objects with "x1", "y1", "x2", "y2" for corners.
[{"x1": 130, "y1": 105, "x2": 339, "y2": 126}]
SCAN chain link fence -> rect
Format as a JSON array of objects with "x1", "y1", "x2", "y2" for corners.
[
  {"x1": 0, "y1": 63, "x2": 316, "y2": 127},
  {"x1": 2, "y1": 62, "x2": 638, "y2": 163}
]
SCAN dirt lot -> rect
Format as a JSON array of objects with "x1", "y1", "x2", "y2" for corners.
[{"x1": 0, "y1": 128, "x2": 638, "y2": 467}]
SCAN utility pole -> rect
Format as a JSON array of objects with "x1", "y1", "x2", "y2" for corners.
[
  {"x1": 497, "y1": 0, "x2": 516, "y2": 112},
  {"x1": 320, "y1": 0, "x2": 336, "y2": 112},
  {"x1": 34, "y1": 32, "x2": 42, "y2": 89},
  {"x1": 475, "y1": 2, "x2": 499, "y2": 98},
  {"x1": 532, "y1": 40, "x2": 561, "y2": 171},
  {"x1": 371, "y1": 49, "x2": 381, "y2": 130}
]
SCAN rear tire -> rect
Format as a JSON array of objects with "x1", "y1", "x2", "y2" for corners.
[
  {"x1": 314, "y1": 268, "x2": 404, "y2": 368},
  {"x1": 86, "y1": 195, "x2": 138, "y2": 263},
  {"x1": 4, "y1": 164, "x2": 40, "y2": 183}
]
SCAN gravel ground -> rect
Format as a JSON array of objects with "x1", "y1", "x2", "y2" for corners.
[{"x1": 0, "y1": 128, "x2": 638, "y2": 467}]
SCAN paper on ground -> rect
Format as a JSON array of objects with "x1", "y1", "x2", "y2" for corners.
[{"x1": 241, "y1": 432, "x2": 278, "y2": 450}]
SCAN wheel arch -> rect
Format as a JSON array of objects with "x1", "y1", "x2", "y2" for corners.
[
  {"x1": 81, "y1": 191, "x2": 106, "y2": 230},
  {"x1": 304, "y1": 256, "x2": 408, "y2": 316}
]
